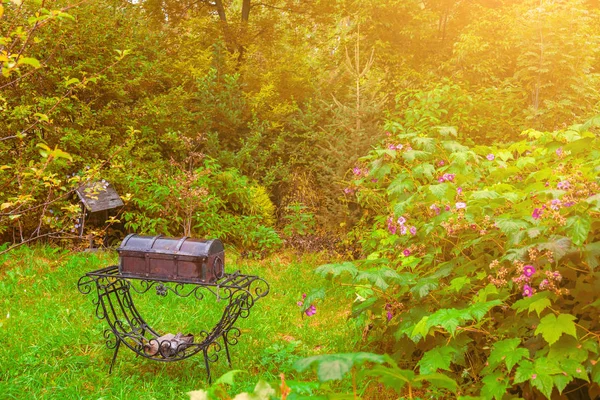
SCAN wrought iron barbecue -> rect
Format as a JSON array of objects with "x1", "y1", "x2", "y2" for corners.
[{"x1": 77, "y1": 235, "x2": 269, "y2": 382}]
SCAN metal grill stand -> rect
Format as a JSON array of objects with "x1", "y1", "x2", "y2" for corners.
[{"x1": 78, "y1": 265, "x2": 269, "y2": 382}]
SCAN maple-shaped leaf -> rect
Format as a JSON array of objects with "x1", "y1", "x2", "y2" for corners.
[
  {"x1": 448, "y1": 276, "x2": 471, "y2": 293},
  {"x1": 481, "y1": 372, "x2": 509, "y2": 400},
  {"x1": 315, "y1": 262, "x2": 358, "y2": 278},
  {"x1": 488, "y1": 338, "x2": 529, "y2": 371},
  {"x1": 426, "y1": 308, "x2": 472, "y2": 336},
  {"x1": 417, "y1": 346, "x2": 457, "y2": 375},
  {"x1": 513, "y1": 360, "x2": 534, "y2": 384},
  {"x1": 410, "y1": 316, "x2": 430, "y2": 341},
  {"x1": 512, "y1": 291, "x2": 553, "y2": 316},
  {"x1": 467, "y1": 299, "x2": 502, "y2": 321},
  {"x1": 559, "y1": 358, "x2": 589, "y2": 382},
  {"x1": 532, "y1": 373, "x2": 555, "y2": 399},
  {"x1": 534, "y1": 314, "x2": 577, "y2": 345},
  {"x1": 414, "y1": 373, "x2": 458, "y2": 392},
  {"x1": 515, "y1": 357, "x2": 562, "y2": 398},
  {"x1": 363, "y1": 364, "x2": 413, "y2": 393},
  {"x1": 552, "y1": 374, "x2": 571, "y2": 394}
]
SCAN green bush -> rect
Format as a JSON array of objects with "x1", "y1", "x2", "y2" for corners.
[{"x1": 317, "y1": 115, "x2": 600, "y2": 399}]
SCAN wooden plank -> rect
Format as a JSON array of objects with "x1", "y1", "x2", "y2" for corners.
[{"x1": 76, "y1": 181, "x2": 124, "y2": 212}]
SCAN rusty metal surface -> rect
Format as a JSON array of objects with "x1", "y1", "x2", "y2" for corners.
[{"x1": 117, "y1": 234, "x2": 225, "y2": 283}]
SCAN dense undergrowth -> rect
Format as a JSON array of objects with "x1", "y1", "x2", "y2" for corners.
[{"x1": 316, "y1": 117, "x2": 600, "y2": 399}]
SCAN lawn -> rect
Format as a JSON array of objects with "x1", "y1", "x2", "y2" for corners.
[{"x1": 0, "y1": 246, "x2": 360, "y2": 399}]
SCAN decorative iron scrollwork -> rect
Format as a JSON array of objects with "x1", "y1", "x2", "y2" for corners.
[{"x1": 78, "y1": 265, "x2": 269, "y2": 383}]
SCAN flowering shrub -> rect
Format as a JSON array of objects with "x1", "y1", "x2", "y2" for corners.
[{"x1": 319, "y1": 117, "x2": 600, "y2": 398}]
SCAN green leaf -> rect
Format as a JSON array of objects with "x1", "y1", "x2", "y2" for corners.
[
  {"x1": 532, "y1": 373, "x2": 555, "y2": 399},
  {"x1": 535, "y1": 314, "x2": 578, "y2": 345},
  {"x1": 426, "y1": 308, "x2": 472, "y2": 335},
  {"x1": 467, "y1": 300, "x2": 501, "y2": 321},
  {"x1": 351, "y1": 297, "x2": 377, "y2": 318},
  {"x1": 494, "y1": 217, "x2": 529, "y2": 236},
  {"x1": 17, "y1": 57, "x2": 41, "y2": 68},
  {"x1": 566, "y1": 216, "x2": 591, "y2": 247},
  {"x1": 437, "y1": 126, "x2": 457, "y2": 137},
  {"x1": 559, "y1": 359, "x2": 588, "y2": 382},
  {"x1": 402, "y1": 150, "x2": 430, "y2": 163},
  {"x1": 442, "y1": 140, "x2": 469, "y2": 153},
  {"x1": 411, "y1": 278, "x2": 438, "y2": 299},
  {"x1": 214, "y1": 370, "x2": 245, "y2": 385},
  {"x1": 64, "y1": 77, "x2": 80, "y2": 87},
  {"x1": 512, "y1": 292, "x2": 552, "y2": 315},
  {"x1": 355, "y1": 269, "x2": 402, "y2": 290},
  {"x1": 293, "y1": 353, "x2": 386, "y2": 382},
  {"x1": 429, "y1": 183, "x2": 450, "y2": 199},
  {"x1": 592, "y1": 362, "x2": 600, "y2": 385},
  {"x1": 418, "y1": 346, "x2": 456, "y2": 374},
  {"x1": 488, "y1": 338, "x2": 528, "y2": 371},
  {"x1": 481, "y1": 372, "x2": 509, "y2": 400},
  {"x1": 469, "y1": 190, "x2": 500, "y2": 200},
  {"x1": 414, "y1": 373, "x2": 458, "y2": 392},
  {"x1": 516, "y1": 156, "x2": 536, "y2": 169},
  {"x1": 387, "y1": 174, "x2": 414, "y2": 196},
  {"x1": 301, "y1": 288, "x2": 325, "y2": 312},
  {"x1": 514, "y1": 360, "x2": 534, "y2": 384},
  {"x1": 413, "y1": 137, "x2": 436, "y2": 152},
  {"x1": 448, "y1": 276, "x2": 470, "y2": 293},
  {"x1": 315, "y1": 262, "x2": 358, "y2": 278},
  {"x1": 411, "y1": 316, "x2": 430, "y2": 340},
  {"x1": 412, "y1": 163, "x2": 435, "y2": 180},
  {"x1": 363, "y1": 364, "x2": 413, "y2": 393}
]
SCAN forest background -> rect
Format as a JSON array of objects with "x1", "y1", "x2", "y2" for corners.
[{"x1": 2, "y1": 0, "x2": 600, "y2": 399}]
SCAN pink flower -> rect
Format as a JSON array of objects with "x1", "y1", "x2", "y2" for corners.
[
  {"x1": 557, "y1": 180, "x2": 570, "y2": 190},
  {"x1": 396, "y1": 144, "x2": 403, "y2": 150},
  {"x1": 430, "y1": 204, "x2": 440, "y2": 215},
  {"x1": 400, "y1": 225, "x2": 407, "y2": 235},
  {"x1": 438, "y1": 160, "x2": 445, "y2": 166},
  {"x1": 353, "y1": 167, "x2": 362, "y2": 176},
  {"x1": 445, "y1": 205, "x2": 451, "y2": 211},
  {"x1": 523, "y1": 284, "x2": 533, "y2": 297},
  {"x1": 397, "y1": 216, "x2": 407, "y2": 225},
  {"x1": 409, "y1": 226, "x2": 417, "y2": 235},
  {"x1": 386, "y1": 311, "x2": 393, "y2": 321},
  {"x1": 457, "y1": 187, "x2": 463, "y2": 195},
  {"x1": 297, "y1": 301, "x2": 303, "y2": 307},
  {"x1": 305, "y1": 305, "x2": 317, "y2": 317},
  {"x1": 456, "y1": 202, "x2": 466, "y2": 209},
  {"x1": 387, "y1": 144, "x2": 396, "y2": 150},
  {"x1": 486, "y1": 154, "x2": 495, "y2": 161},
  {"x1": 403, "y1": 249, "x2": 411, "y2": 257},
  {"x1": 442, "y1": 173, "x2": 455, "y2": 182},
  {"x1": 539, "y1": 279, "x2": 549, "y2": 290},
  {"x1": 523, "y1": 265, "x2": 536, "y2": 277},
  {"x1": 532, "y1": 374, "x2": 537, "y2": 380},
  {"x1": 550, "y1": 199, "x2": 561, "y2": 210},
  {"x1": 532, "y1": 208, "x2": 543, "y2": 219},
  {"x1": 556, "y1": 147, "x2": 563, "y2": 157},
  {"x1": 302, "y1": 293, "x2": 307, "y2": 299}
]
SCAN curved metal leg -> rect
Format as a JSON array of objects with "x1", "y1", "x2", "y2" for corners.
[
  {"x1": 203, "y1": 348, "x2": 212, "y2": 384},
  {"x1": 109, "y1": 338, "x2": 122, "y2": 374},
  {"x1": 223, "y1": 336, "x2": 232, "y2": 367}
]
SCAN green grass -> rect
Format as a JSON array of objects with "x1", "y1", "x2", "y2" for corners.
[{"x1": 0, "y1": 246, "x2": 360, "y2": 399}]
